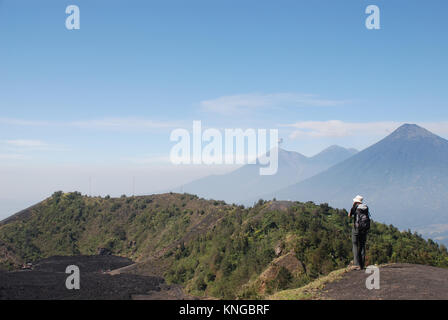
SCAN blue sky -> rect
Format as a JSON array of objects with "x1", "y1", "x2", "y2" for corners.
[{"x1": 0, "y1": 0, "x2": 448, "y2": 217}]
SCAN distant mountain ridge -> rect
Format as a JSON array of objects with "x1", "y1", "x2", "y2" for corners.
[
  {"x1": 176, "y1": 146, "x2": 358, "y2": 204},
  {"x1": 311, "y1": 145, "x2": 358, "y2": 165},
  {"x1": 268, "y1": 124, "x2": 448, "y2": 243}
]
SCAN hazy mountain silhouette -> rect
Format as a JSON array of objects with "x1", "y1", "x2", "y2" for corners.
[
  {"x1": 270, "y1": 124, "x2": 448, "y2": 241},
  {"x1": 176, "y1": 146, "x2": 357, "y2": 204}
]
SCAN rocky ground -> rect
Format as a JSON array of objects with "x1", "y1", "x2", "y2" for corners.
[
  {"x1": 321, "y1": 263, "x2": 448, "y2": 300},
  {"x1": 3, "y1": 257, "x2": 446, "y2": 300},
  {"x1": 0, "y1": 255, "x2": 194, "y2": 300}
]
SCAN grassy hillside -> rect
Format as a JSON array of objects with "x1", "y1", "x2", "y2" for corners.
[
  {"x1": 268, "y1": 267, "x2": 350, "y2": 300},
  {"x1": 0, "y1": 192, "x2": 231, "y2": 268},
  {"x1": 1, "y1": 192, "x2": 447, "y2": 299}
]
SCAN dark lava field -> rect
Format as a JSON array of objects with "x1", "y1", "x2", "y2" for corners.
[{"x1": 0, "y1": 255, "x2": 174, "y2": 300}]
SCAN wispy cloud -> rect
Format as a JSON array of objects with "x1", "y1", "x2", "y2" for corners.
[
  {"x1": 283, "y1": 120, "x2": 448, "y2": 139},
  {"x1": 0, "y1": 153, "x2": 29, "y2": 160},
  {"x1": 71, "y1": 118, "x2": 180, "y2": 131},
  {"x1": 4, "y1": 139, "x2": 48, "y2": 148},
  {"x1": 284, "y1": 120, "x2": 399, "y2": 138},
  {"x1": 201, "y1": 93, "x2": 349, "y2": 115},
  {"x1": 0, "y1": 118, "x2": 50, "y2": 126},
  {"x1": 1, "y1": 139, "x2": 68, "y2": 154},
  {"x1": 0, "y1": 117, "x2": 181, "y2": 132}
]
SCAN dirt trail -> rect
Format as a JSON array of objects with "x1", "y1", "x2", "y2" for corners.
[{"x1": 321, "y1": 263, "x2": 448, "y2": 300}]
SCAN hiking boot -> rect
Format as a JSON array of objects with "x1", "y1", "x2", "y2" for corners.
[{"x1": 347, "y1": 265, "x2": 360, "y2": 271}]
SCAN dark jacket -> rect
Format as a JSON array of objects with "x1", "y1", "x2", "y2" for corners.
[
  {"x1": 350, "y1": 203, "x2": 369, "y2": 233},
  {"x1": 349, "y1": 203, "x2": 359, "y2": 219}
]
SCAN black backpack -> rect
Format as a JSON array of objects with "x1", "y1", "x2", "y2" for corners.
[{"x1": 354, "y1": 204, "x2": 370, "y2": 232}]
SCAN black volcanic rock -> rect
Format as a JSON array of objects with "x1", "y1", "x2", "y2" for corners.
[{"x1": 0, "y1": 255, "x2": 166, "y2": 300}]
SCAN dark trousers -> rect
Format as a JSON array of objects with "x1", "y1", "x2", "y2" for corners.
[{"x1": 352, "y1": 229, "x2": 367, "y2": 269}]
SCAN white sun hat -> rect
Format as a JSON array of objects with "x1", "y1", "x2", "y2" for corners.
[{"x1": 353, "y1": 195, "x2": 363, "y2": 203}]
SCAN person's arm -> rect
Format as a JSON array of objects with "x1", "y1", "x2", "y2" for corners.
[{"x1": 348, "y1": 204, "x2": 356, "y2": 217}]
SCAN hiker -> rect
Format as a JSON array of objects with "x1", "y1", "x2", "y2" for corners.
[{"x1": 348, "y1": 195, "x2": 370, "y2": 270}]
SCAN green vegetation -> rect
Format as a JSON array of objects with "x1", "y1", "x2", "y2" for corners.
[
  {"x1": 0, "y1": 192, "x2": 227, "y2": 265},
  {"x1": 268, "y1": 267, "x2": 349, "y2": 300},
  {"x1": 1, "y1": 192, "x2": 447, "y2": 299},
  {"x1": 163, "y1": 200, "x2": 448, "y2": 298}
]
